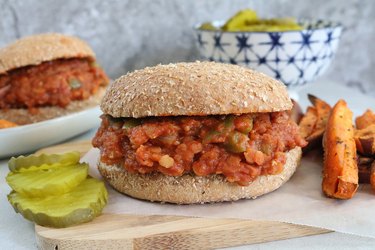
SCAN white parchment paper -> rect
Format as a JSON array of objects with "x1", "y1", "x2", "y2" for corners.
[{"x1": 84, "y1": 147, "x2": 375, "y2": 238}]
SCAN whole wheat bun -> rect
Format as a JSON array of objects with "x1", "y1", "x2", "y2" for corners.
[
  {"x1": 98, "y1": 147, "x2": 302, "y2": 204},
  {"x1": 101, "y1": 61, "x2": 292, "y2": 118},
  {"x1": 0, "y1": 33, "x2": 95, "y2": 74},
  {"x1": 0, "y1": 87, "x2": 105, "y2": 125},
  {"x1": 98, "y1": 62, "x2": 298, "y2": 204}
]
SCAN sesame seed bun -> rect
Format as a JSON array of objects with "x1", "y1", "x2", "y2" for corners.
[
  {"x1": 0, "y1": 86, "x2": 105, "y2": 125},
  {"x1": 0, "y1": 33, "x2": 95, "y2": 74},
  {"x1": 101, "y1": 61, "x2": 292, "y2": 118},
  {"x1": 98, "y1": 147, "x2": 301, "y2": 204}
]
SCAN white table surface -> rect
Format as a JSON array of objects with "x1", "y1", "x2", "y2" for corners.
[{"x1": 2, "y1": 81, "x2": 375, "y2": 249}]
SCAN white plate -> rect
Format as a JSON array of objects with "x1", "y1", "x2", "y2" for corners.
[{"x1": 0, "y1": 107, "x2": 101, "y2": 159}]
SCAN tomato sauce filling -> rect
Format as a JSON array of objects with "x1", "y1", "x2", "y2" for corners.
[
  {"x1": 93, "y1": 112, "x2": 307, "y2": 186},
  {"x1": 0, "y1": 58, "x2": 109, "y2": 110}
]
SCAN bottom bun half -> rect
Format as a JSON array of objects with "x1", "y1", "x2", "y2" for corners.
[{"x1": 98, "y1": 147, "x2": 302, "y2": 204}]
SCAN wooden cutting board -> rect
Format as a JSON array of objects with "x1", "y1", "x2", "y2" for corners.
[{"x1": 35, "y1": 141, "x2": 332, "y2": 250}]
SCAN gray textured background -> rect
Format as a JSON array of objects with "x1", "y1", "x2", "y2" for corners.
[{"x1": 1, "y1": 0, "x2": 374, "y2": 94}]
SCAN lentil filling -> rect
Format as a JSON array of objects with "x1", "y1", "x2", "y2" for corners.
[
  {"x1": 93, "y1": 112, "x2": 307, "y2": 186},
  {"x1": 0, "y1": 58, "x2": 109, "y2": 110}
]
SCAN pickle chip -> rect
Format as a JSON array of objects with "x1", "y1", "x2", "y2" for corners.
[
  {"x1": 222, "y1": 9, "x2": 258, "y2": 31},
  {"x1": 6, "y1": 163, "x2": 88, "y2": 197},
  {"x1": 221, "y1": 9, "x2": 303, "y2": 32},
  {"x1": 199, "y1": 22, "x2": 219, "y2": 31},
  {"x1": 8, "y1": 151, "x2": 80, "y2": 172},
  {"x1": 8, "y1": 178, "x2": 108, "y2": 228}
]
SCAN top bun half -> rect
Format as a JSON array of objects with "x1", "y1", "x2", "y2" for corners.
[
  {"x1": 0, "y1": 33, "x2": 95, "y2": 74},
  {"x1": 101, "y1": 61, "x2": 292, "y2": 118}
]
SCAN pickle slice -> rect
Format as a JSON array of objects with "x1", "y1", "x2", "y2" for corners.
[
  {"x1": 199, "y1": 22, "x2": 219, "y2": 31},
  {"x1": 8, "y1": 152, "x2": 80, "y2": 172},
  {"x1": 222, "y1": 9, "x2": 258, "y2": 31},
  {"x1": 6, "y1": 163, "x2": 88, "y2": 197},
  {"x1": 8, "y1": 178, "x2": 108, "y2": 228}
]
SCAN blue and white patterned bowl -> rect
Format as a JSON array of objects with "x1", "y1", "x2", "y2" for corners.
[{"x1": 194, "y1": 20, "x2": 342, "y2": 87}]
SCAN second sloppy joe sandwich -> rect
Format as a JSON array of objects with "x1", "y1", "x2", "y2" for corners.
[
  {"x1": 92, "y1": 61, "x2": 307, "y2": 204},
  {"x1": 0, "y1": 33, "x2": 109, "y2": 125}
]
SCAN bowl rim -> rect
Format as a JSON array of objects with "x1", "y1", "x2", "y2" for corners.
[{"x1": 193, "y1": 19, "x2": 342, "y2": 34}]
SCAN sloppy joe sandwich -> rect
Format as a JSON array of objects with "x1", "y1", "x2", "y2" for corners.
[
  {"x1": 0, "y1": 33, "x2": 109, "y2": 125},
  {"x1": 92, "y1": 61, "x2": 307, "y2": 204}
]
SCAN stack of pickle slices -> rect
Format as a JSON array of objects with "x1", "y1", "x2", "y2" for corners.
[{"x1": 6, "y1": 152, "x2": 108, "y2": 228}]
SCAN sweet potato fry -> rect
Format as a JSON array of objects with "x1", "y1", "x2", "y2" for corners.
[
  {"x1": 358, "y1": 155, "x2": 374, "y2": 165},
  {"x1": 322, "y1": 100, "x2": 358, "y2": 199},
  {"x1": 361, "y1": 160, "x2": 375, "y2": 190},
  {"x1": 358, "y1": 164, "x2": 371, "y2": 184},
  {"x1": 357, "y1": 156, "x2": 374, "y2": 183},
  {"x1": 299, "y1": 107, "x2": 318, "y2": 139},
  {"x1": 356, "y1": 109, "x2": 375, "y2": 129},
  {"x1": 299, "y1": 95, "x2": 331, "y2": 151},
  {"x1": 306, "y1": 94, "x2": 331, "y2": 141},
  {"x1": 354, "y1": 124, "x2": 375, "y2": 155},
  {"x1": 308, "y1": 94, "x2": 331, "y2": 111},
  {"x1": 0, "y1": 119, "x2": 18, "y2": 129}
]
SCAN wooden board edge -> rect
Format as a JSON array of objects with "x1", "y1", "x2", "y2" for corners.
[{"x1": 35, "y1": 213, "x2": 332, "y2": 250}]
